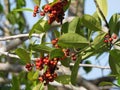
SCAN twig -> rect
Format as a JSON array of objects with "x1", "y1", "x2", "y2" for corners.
[
  {"x1": 94, "y1": 0, "x2": 109, "y2": 28},
  {"x1": 0, "y1": 51, "x2": 110, "y2": 69},
  {"x1": 0, "y1": 34, "x2": 42, "y2": 41}
]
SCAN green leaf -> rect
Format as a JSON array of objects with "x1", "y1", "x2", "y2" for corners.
[
  {"x1": 71, "y1": 55, "x2": 82, "y2": 85},
  {"x1": 92, "y1": 32, "x2": 106, "y2": 49},
  {"x1": 13, "y1": 8, "x2": 33, "y2": 12},
  {"x1": 96, "y1": 0, "x2": 108, "y2": 18},
  {"x1": 81, "y1": 14, "x2": 102, "y2": 31},
  {"x1": 11, "y1": 76, "x2": 20, "y2": 90},
  {"x1": 99, "y1": 81, "x2": 113, "y2": 86},
  {"x1": 60, "y1": 57, "x2": 70, "y2": 67},
  {"x1": 109, "y1": 14, "x2": 120, "y2": 35},
  {"x1": 27, "y1": 71, "x2": 34, "y2": 81},
  {"x1": 48, "y1": 84, "x2": 56, "y2": 90},
  {"x1": 33, "y1": 0, "x2": 41, "y2": 6},
  {"x1": 61, "y1": 22, "x2": 69, "y2": 34},
  {"x1": 33, "y1": 83, "x2": 44, "y2": 90},
  {"x1": 117, "y1": 76, "x2": 120, "y2": 85},
  {"x1": 16, "y1": 0, "x2": 26, "y2": 8},
  {"x1": 83, "y1": 61, "x2": 92, "y2": 73},
  {"x1": 68, "y1": 17, "x2": 80, "y2": 33},
  {"x1": 33, "y1": 70, "x2": 39, "y2": 80},
  {"x1": 15, "y1": 48, "x2": 30, "y2": 63},
  {"x1": 29, "y1": 18, "x2": 50, "y2": 37},
  {"x1": 0, "y1": 3, "x2": 3, "y2": 13},
  {"x1": 63, "y1": 0, "x2": 71, "y2": 11},
  {"x1": 49, "y1": 49, "x2": 64, "y2": 59},
  {"x1": 109, "y1": 49, "x2": 120, "y2": 75},
  {"x1": 53, "y1": 30, "x2": 60, "y2": 38},
  {"x1": 55, "y1": 75, "x2": 71, "y2": 84},
  {"x1": 58, "y1": 33, "x2": 89, "y2": 48},
  {"x1": 31, "y1": 44, "x2": 53, "y2": 53}
]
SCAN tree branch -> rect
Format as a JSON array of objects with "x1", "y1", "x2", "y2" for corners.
[
  {"x1": 0, "y1": 34, "x2": 42, "y2": 41},
  {"x1": 0, "y1": 51, "x2": 110, "y2": 69}
]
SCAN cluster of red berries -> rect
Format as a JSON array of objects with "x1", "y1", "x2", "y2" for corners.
[
  {"x1": 25, "y1": 63, "x2": 33, "y2": 71},
  {"x1": 51, "y1": 38, "x2": 77, "y2": 61},
  {"x1": 36, "y1": 56, "x2": 59, "y2": 85},
  {"x1": 104, "y1": 34, "x2": 117, "y2": 43},
  {"x1": 33, "y1": 5, "x2": 39, "y2": 17},
  {"x1": 40, "y1": 0, "x2": 68, "y2": 24}
]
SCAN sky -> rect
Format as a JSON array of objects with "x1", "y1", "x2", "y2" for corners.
[{"x1": 24, "y1": 0, "x2": 120, "y2": 80}]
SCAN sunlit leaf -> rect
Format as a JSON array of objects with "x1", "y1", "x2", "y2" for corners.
[
  {"x1": 15, "y1": 48, "x2": 30, "y2": 64},
  {"x1": 58, "y1": 33, "x2": 89, "y2": 48},
  {"x1": 55, "y1": 75, "x2": 71, "y2": 84},
  {"x1": 96, "y1": 0, "x2": 108, "y2": 18},
  {"x1": 71, "y1": 55, "x2": 81, "y2": 85},
  {"x1": 81, "y1": 14, "x2": 102, "y2": 31},
  {"x1": 13, "y1": 8, "x2": 33, "y2": 12}
]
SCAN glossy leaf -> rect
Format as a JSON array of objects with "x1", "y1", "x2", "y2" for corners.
[
  {"x1": 61, "y1": 22, "x2": 69, "y2": 34},
  {"x1": 109, "y1": 14, "x2": 120, "y2": 34},
  {"x1": 68, "y1": 17, "x2": 80, "y2": 33},
  {"x1": 71, "y1": 55, "x2": 81, "y2": 85},
  {"x1": 33, "y1": 70, "x2": 39, "y2": 80},
  {"x1": 109, "y1": 49, "x2": 120, "y2": 75},
  {"x1": 81, "y1": 14, "x2": 102, "y2": 31},
  {"x1": 99, "y1": 81, "x2": 113, "y2": 86},
  {"x1": 83, "y1": 61, "x2": 92, "y2": 73},
  {"x1": 60, "y1": 57, "x2": 70, "y2": 67},
  {"x1": 96, "y1": 0, "x2": 108, "y2": 18},
  {"x1": 33, "y1": 83, "x2": 44, "y2": 90},
  {"x1": 11, "y1": 76, "x2": 20, "y2": 90},
  {"x1": 63, "y1": 0, "x2": 71, "y2": 11},
  {"x1": 31, "y1": 44, "x2": 53, "y2": 53},
  {"x1": 15, "y1": 48, "x2": 30, "y2": 63},
  {"x1": 29, "y1": 18, "x2": 50, "y2": 37},
  {"x1": 13, "y1": 8, "x2": 33, "y2": 12},
  {"x1": 58, "y1": 33, "x2": 89, "y2": 48},
  {"x1": 48, "y1": 84, "x2": 56, "y2": 90},
  {"x1": 33, "y1": 0, "x2": 41, "y2": 6},
  {"x1": 49, "y1": 49, "x2": 64, "y2": 59},
  {"x1": 55, "y1": 75, "x2": 71, "y2": 84}
]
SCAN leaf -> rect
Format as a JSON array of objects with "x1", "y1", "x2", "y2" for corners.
[
  {"x1": 33, "y1": 70, "x2": 39, "y2": 80},
  {"x1": 48, "y1": 84, "x2": 56, "y2": 90},
  {"x1": 49, "y1": 49, "x2": 64, "y2": 59},
  {"x1": 99, "y1": 81, "x2": 113, "y2": 86},
  {"x1": 15, "y1": 48, "x2": 30, "y2": 63},
  {"x1": 96, "y1": 0, "x2": 108, "y2": 18},
  {"x1": 117, "y1": 76, "x2": 120, "y2": 86},
  {"x1": 31, "y1": 44, "x2": 53, "y2": 53},
  {"x1": 55, "y1": 75, "x2": 71, "y2": 84},
  {"x1": 33, "y1": 83, "x2": 44, "y2": 90},
  {"x1": 58, "y1": 33, "x2": 89, "y2": 48},
  {"x1": 68, "y1": 17, "x2": 80, "y2": 33},
  {"x1": 109, "y1": 14, "x2": 120, "y2": 34},
  {"x1": 61, "y1": 22, "x2": 69, "y2": 34},
  {"x1": 33, "y1": 0, "x2": 41, "y2": 6},
  {"x1": 29, "y1": 18, "x2": 50, "y2": 37},
  {"x1": 16, "y1": 0, "x2": 26, "y2": 8},
  {"x1": 53, "y1": 30, "x2": 60, "y2": 38},
  {"x1": 27, "y1": 71, "x2": 34, "y2": 81},
  {"x1": 11, "y1": 76, "x2": 20, "y2": 90},
  {"x1": 13, "y1": 8, "x2": 33, "y2": 12},
  {"x1": 0, "y1": 3, "x2": 3, "y2": 13},
  {"x1": 63, "y1": 0, "x2": 71, "y2": 11},
  {"x1": 71, "y1": 55, "x2": 82, "y2": 85},
  {"x1": 83, "y1": 61, "x2": 92, "y2": 73},
  {"x1": 60, "y1": 57, "x2": 70, "y2": 67},
  {"x1": 81, "y1": 14, "x2": 102, "y2": 31},
  {"x1": 109, "y1": 49, "x2": 120, "y2": 75}
]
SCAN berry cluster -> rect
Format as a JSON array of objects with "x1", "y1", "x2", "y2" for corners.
[
  {"x1": 104, "y1": 34, "x2": 117, "y2": 43},
  {"x1": 33, "y1": 6, "x2": 39, "y2": 17},
  {"x1": 40, "y1": 0, "x2": 68, "y2": 24},
  {"x1": 51, "y1": 38, "x2": 77, "y2": 61},
  {"x1": 25, "y1": 37, "x2": 78, "y2": 85},
  {"x1": 25, "y1": 63, "x2": 33, "y2": 71},
  {"x1": 36, "y1": 56, "x2": 58, "y2": 85}
]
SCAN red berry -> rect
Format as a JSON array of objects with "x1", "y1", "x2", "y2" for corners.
[
  {"x1": 104, "y1": 39, "x2": 108, "y2": 43},
  {"x1": 109, "y1": 38, "x2": 113, "y2": 42},
  {"x1": 112, "y1": 34, "x2": 117, "y2": 39}
]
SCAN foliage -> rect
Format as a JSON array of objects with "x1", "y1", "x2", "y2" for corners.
[{"x1": 0, "y1": 0, "x2": 120, "y2": 90}]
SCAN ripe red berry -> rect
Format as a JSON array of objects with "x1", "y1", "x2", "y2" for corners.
[
  {"x1": 104, "y1": 39, "x2": 108, "y2": 43},
  {"x1": 109, "y1": 38, "x2": 113, "y2": 42},
  {"x1": 112, "y1": 34, "x2": 117, "y2": 39}
]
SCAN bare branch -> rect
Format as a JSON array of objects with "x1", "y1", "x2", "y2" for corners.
[{"x1": 0, "y1": 34, "x2": 42, "y2": 41}]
